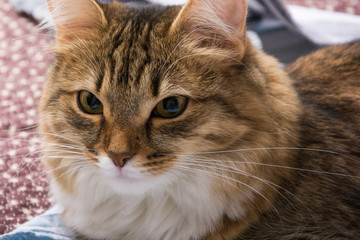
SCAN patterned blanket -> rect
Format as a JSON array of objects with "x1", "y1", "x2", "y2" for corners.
[{"x1": 0, "y1": 0, "x2": 53, "y2": 235}]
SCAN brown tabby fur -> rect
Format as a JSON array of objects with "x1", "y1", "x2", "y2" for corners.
[{"x1": 40, "y1": 0, "x2": 360, "y2": 239}]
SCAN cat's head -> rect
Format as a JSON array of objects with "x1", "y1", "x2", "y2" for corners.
[{"x1": 40, "y1": 0, "x2": 299, "y2": 197}]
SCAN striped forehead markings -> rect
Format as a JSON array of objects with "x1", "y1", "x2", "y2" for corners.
[{"x1": 97, "y1": 6, "x2": 174, "y2": 96}]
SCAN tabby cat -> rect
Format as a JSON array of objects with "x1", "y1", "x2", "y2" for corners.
[{"x1": 39, "y1": 0, "x2": 360, "y2": 239}]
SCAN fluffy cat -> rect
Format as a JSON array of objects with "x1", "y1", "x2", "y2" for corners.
[{"x1": 39, "y1": 0, "x2": 360, "y2": 239}]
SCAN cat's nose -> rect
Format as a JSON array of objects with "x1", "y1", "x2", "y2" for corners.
[{"x1": 108, "y1": 151, "x2": 133, "y2": 168}]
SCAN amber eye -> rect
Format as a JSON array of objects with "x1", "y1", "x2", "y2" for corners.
[
  {"x1": 153, "y1": 96, "x2": 188, "y2": 118},
  {"x1": 78, "y1": 90, "x2": 103, "y2": 114}
]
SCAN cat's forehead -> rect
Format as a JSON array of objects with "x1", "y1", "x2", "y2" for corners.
[
  {"x1": 92, "y1": 6, "x2": 183, "y2": 89},
  {"x1": 104, "y1": 4, "x2": 180, "y2": 41}
]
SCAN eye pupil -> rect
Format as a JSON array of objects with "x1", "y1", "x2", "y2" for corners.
[
  {"x1": 153, "y1": 96, "x2": 188, "y2": 118},
  {"x1": 88, "y1": 94, "x2": 101, "y2": 110},
  {"x1": 163, "y1": 97, "x2": 180, "y2": 114},
  {"x1": 78, "y1": 91, "x2": 103, "y2": 114}
]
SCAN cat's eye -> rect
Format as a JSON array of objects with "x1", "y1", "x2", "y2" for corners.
[
  {"x1": 78, "y1": 90, "x2": 103, "y2": 114},
  {"x1": 153, "y1": 96, "x2": 188, "y2": 118}
]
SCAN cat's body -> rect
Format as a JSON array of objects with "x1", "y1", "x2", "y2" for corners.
[
  {"x1": 240, "y1": 42, "x2": 360, "y2": 239},
  {"x1": 39, "y1": 0, "x2": 360, "y2": 239}
]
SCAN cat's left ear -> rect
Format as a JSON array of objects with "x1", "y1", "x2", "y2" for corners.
[
  {"x1": 46, "y1": 0, "x2": 107, "y2": 44},
  {"x1": 171, "y1": 0, "x2": 248, "y2": 53}
]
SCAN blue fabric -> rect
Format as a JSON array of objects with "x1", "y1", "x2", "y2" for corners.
[{"x1": 1, "y1": 206, "x2": 76, "y2": 240}]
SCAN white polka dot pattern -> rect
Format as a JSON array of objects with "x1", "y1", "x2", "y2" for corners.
[{"x1": 0, "y1": 0, "x2": 54, "y2": 234}]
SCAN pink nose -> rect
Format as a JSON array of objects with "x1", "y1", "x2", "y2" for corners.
[{"x1": 108, "y1": 152, "x2": 133, "y2": 168}]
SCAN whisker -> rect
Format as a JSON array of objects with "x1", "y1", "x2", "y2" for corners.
[
  {"x1": 0, "y1": 129, "x2": 85, "y2": 148},
  {"x1": 8, "y1": 44, "x2": 52, "y2": 55},
  {"x1": 161, "y1": 51, "x2": 259, "y2": 87},
  {"x1": 16, "y1": 148, "x2": 84, "y2": 173},
  {"x1": 175, "y1": 162, "x2": 279, "y2": 216},
  {"x1": 165, "y1": 147, "x2": 356, "y2": 167},
  {"x1": 51, "y1": 164, "x2": 93, "y2": 182},
  {"x1": 168, "y1": 83, "x2": 200, "y2": 102},
  {"x1": 43, "y1": 159, "x2": 88, "y2": 172},
  {"x1": 16, "y1": 155, "x2": 86, "y2": 177},
  {"x1": 41, "y1": 143, "x2": 85, "y2": 152},
  {"x1": 29, "y1": 162, "x2": 92, "y2": 184},
  {"x1": 180, "y1": 158, "x2": 311, "y2": 221},
  {"x1": 158, "y1": 26, "x2": 205, "y2": 74},
  {"x1": 31, "y1": 131, "x2": 85, "y2": 147},
  {"x1": 20, "y1": 149, "x2": 83, "y2": 166},
  {"x1": 0, "y1": 138, "x2": 84, "y2": 153},
  {"x1": 185, "y1": 156, "x2": 360, "y2": 179},
  {"x1": 162, "y1": 52, "x2": 238, "y2": 77},
  {"x1": 11, "y1": 33, "x2": 54, "y2": 42},
  {"x1": 60, "y1": 38, "x2": 102, "y2": 75}
]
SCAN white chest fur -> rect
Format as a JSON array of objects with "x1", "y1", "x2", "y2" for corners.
[{"x1": 51, "y1": 165, "x2": 230, "y2": 240}]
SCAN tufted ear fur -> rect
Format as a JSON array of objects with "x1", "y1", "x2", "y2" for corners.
[
  {"x1": 46, "y1": 0, "x2": 107, "y2": 44},
  {"x1": 171, "y1": 0, "x2": 248, "y2": 52}
]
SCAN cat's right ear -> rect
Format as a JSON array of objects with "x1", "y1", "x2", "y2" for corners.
[
  {"x1": 171, "y1": 0, "x2": 248, "y2": 54},
  {"x1": 46, "y1": 0, "x2": 107, "y2": 44}
]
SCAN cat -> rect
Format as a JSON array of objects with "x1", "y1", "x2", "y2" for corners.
[{"x1": 39, "y1": 0, "x2": 360, "y2": 239}]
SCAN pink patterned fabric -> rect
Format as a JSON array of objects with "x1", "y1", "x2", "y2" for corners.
[
  {"x1": 0, "y1": 0, "x2": 54, "y2": 234},
  {"x1": 284, "y1": 0, "x2": 360, "y2": 15}
]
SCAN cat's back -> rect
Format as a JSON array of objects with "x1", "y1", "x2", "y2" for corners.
[
  {"x1": 288, "y1": 41, "x2": 360, "y2": 238},
  {"x1": 286, "y1": 41, "x2": 360, "y2": 158},
  {"x1": 286, "y1": 40, "x2": 360, "y2": 86},
  {"x1": 286, "y1": 41, "x2": 360, "y2": 126}
]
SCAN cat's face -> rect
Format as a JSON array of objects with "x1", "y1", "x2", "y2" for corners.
[{"x1": 40, "y1": 0, "x2": 299, "y2": 196}]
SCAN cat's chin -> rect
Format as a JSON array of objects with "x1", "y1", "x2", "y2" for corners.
[
  {"x1": 106, "y1": 173, "x2": 155, "y2": 195},
  {"x1": 96, "y1": 156, "x2": 169, "y2": 195}
]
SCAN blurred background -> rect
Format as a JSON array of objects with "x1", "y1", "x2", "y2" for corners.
[{"x1": 8, "y1": 0, "x2": 360, "y2": 63}]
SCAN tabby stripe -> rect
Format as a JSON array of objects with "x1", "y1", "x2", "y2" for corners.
[
  {"x1": 86, "y1": 115, "x2": 105, "y2": 151},
  {"x1": 209, "y1": 95, "x2": 251, "y2": 121},
  {"x1": 96, "y1": 72, "x2": 105, "y2": 92},
  {"x1": 125, "y1": 20, "x2": 141, "y2": 84},
  {"x1": 119, "y1": 36, "x2": 132, "y2": 84},
  {"x1": 111, "y1": 21, "x2": 130, "y2": 54},
  {"x1": 109, "y1": 52, "x2": 117, "y2": 86},
  {"x1": 47, "y1": 89, "x2": 66, "y2": 107},
  {"x1": 109, "y1": 21, "x2": 130, "y2": 86},
  {"x1": 64, "y1": 108, "x2": 96, "y2": 134},
  {"x1": 134, "y1": 24, "x2": 152, "y2": 85},
  {"x1": 151, "y1": 74, "x2": 161, "y2": 97},
  {"x1": 134, "y1": 58, "x2": 149, "y2": 86}
]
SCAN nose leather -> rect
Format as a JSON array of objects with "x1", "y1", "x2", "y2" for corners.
[{"x1": 108, "y1": 151, "x2": 133, "y2": 168}]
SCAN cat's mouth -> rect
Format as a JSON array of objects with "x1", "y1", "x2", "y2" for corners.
[
  {"x1": 108, "y1": 151, "x2": 134, "y2": 169},
  {"x1": 97, "y1": 152, "x2": 174, "y2": 175},
  {"x1": 94, "y1": 154, "x2": 176, "y2": 194},
  {"x1": 97, "y1": 155, "x2": 145, "y2": 180}
]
